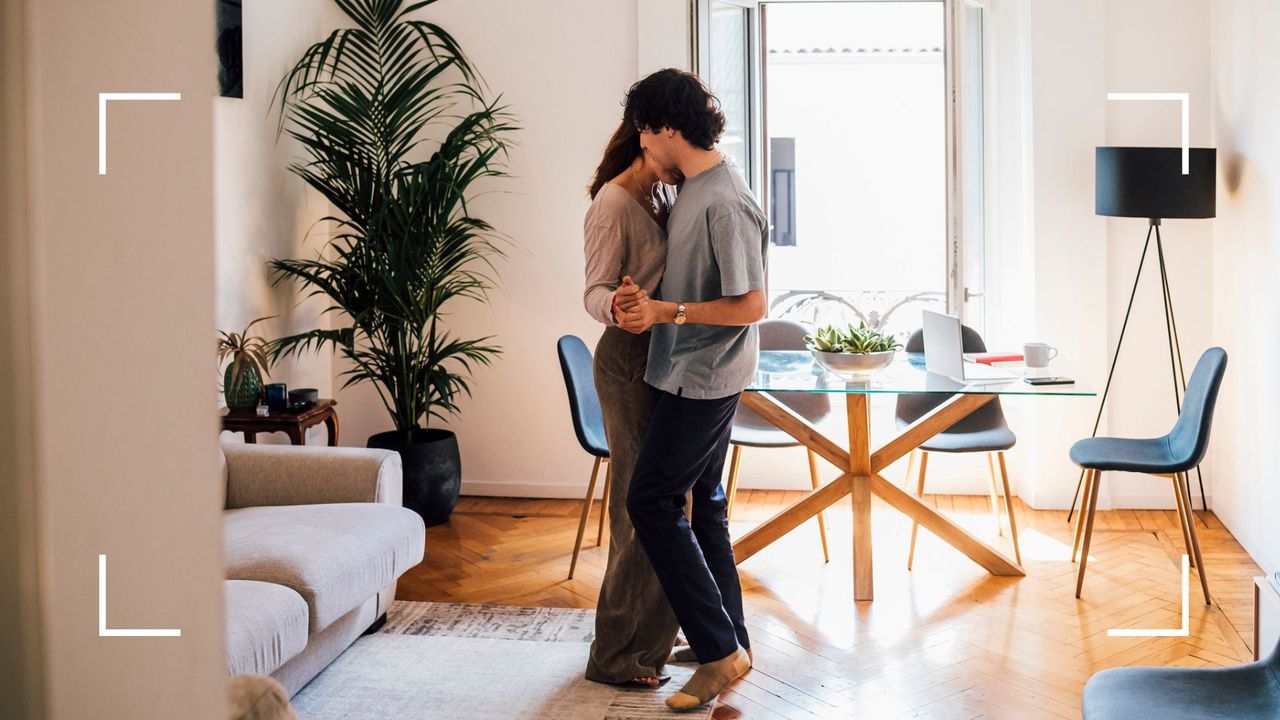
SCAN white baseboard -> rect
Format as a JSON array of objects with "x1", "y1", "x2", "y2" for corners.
[
  {"x1": 461, "y1": 479, "x2": 1213, "y2": 511},
  {"x1": 462, "y1": 479, "x2": 598, "y2": 500}
]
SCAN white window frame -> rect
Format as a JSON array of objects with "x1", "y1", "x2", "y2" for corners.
[
  {"x1": 693, "y1": 0, "x2": 765, "y2": 199},
  {"x1": 692, "y1": 0, "x2": 989, "y2": 321}
]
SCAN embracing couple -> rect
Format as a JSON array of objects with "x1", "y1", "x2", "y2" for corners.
[{"x1": 581, "y1": 68, "x2": 768, "y2": 710}]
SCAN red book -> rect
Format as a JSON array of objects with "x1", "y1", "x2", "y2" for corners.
[{"x1": 964, "y1": 352, "x2": 1025, "y2": 365}]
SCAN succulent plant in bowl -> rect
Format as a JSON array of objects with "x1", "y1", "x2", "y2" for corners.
[{"x1": 805, "y1": 322, "x2": 902, "y2": 376}]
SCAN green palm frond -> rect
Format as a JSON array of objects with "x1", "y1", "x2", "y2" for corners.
[{"x1": 272, "y1": 0, "x2": 515, "y2": 442}]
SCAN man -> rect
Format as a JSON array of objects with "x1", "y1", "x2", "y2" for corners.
[{"x1": 614, "y1": 68, "x2": 768, "y2": 710}]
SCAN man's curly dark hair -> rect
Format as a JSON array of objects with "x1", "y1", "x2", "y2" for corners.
[{"x1": 623, "y1": 69, "x2": 726, "y2": 151}]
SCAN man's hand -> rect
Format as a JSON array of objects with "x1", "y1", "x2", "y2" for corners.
[
  {"x1": 617, "y1": 297, "x2": 676, "y2": 334},
  {"x1": 613, "y1": 275, "x2": 649, "y2": 313}
]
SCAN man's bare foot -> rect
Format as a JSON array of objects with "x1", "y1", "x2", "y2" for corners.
[{"x1": 665, "y1": 647, "x2": 750, "y2": 710}]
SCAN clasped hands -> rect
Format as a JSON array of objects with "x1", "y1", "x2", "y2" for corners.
[{"x1": 613, "y1": 275, "x2": 670, "y2": 334}]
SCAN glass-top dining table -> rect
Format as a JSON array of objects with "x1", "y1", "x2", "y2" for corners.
[{"x1": 734, "y1": 351, "x2": 1097, "y2": 601}]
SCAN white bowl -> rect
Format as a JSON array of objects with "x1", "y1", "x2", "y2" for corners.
[{"x1": 811, "y1": 349, "x2": 895, "y2": 377}]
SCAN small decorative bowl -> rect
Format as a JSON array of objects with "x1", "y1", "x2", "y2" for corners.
[{"x1": 811, "y1": 349, "x2": 895, "y2": 377}]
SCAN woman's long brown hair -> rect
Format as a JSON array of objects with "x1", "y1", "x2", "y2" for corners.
[{"x1": 587, "y1": 119, "x2": 640, "y2": 199}]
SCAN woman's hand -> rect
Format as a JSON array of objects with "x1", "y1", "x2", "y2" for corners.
[{"x1": 613, "y1": 275, "x2": 649, "y2": 313}]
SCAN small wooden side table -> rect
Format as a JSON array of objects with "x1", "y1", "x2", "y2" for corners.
[{"x1": 221, "y1": 399, "x2": 339, "y2": 446}]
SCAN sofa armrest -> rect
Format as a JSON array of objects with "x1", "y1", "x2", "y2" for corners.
[{"x1": 222, "y1": 442, "x2": 402, "y2": 509}]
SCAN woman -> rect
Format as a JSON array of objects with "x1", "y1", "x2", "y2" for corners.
[{"x1": 581, "y1": 120, "x2": 680, "y2": 688}]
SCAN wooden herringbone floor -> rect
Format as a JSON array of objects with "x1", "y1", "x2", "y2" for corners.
[{"x1": 396, "y1": 490, "x2": 1262, "y2": 719}]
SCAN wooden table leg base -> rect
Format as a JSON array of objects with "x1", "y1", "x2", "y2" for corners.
[{"x1": 731, "y1": 391, "x2": 1025, "y2": 603}]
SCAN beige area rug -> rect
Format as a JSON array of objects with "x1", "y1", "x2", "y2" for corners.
[{"x1": 291, "y1": 602, "x2": 713, "y2": 720}]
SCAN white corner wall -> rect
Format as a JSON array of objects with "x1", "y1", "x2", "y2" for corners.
[
  {"x1": 16, "y1": 0, "x2": 227, "y2": 717},
  {"x1": 1208, "y1": 0, "x2": 1280, "y2": 573}
]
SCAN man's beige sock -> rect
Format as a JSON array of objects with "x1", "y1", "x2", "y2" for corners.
[
  {"x1": 669, "y1": 644, "x2": 753, "y2": 667},
  {"x1": 665, "y1": 647, "x2": 751, "y2": 710}
]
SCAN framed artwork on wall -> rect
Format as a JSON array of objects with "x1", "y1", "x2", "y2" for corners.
[{"x1": 217, "y1": 0, "x2": 243, "y2": 98}]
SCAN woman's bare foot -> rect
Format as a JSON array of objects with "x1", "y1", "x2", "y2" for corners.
[
  {"x1": 631, "y1": 676, "x2": 661, "y2": 688},
  {"x1": 665, "y1": 647, "x2": 751, "y2": 710}
]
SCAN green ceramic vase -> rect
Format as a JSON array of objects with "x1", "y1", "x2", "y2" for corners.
[{"x1": 223, "y1": 362, "x2": 263, "y2": 411}]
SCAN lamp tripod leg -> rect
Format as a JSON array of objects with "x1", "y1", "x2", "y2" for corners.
[
  {"x1": 1155, "y1": 228, "x2": 1208, "y2": 513},
  {"x1": 1068, "y1": 224, "x2": 1155, "y2": 523}
]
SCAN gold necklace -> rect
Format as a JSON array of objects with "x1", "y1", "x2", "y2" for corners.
[{"x1": 629, "y1": 167, "x2": 660, "y2": 220}]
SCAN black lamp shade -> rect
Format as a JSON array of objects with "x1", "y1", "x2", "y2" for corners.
[{"x1": 1096, "y1": 147, "x2": 1216, "y2": 219}]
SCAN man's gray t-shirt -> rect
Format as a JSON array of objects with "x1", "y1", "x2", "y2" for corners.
[{"x1": 646, "y1": 159, "x2": 768, "y2": 400}]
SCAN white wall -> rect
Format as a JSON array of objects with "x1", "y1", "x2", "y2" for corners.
[
  {"x1": 242, "y1": 0, "x2": 1228, "y2": 509},
  {"x1": 322, "y1": 0, "x2": 684, "y2": 498},
  {"x1": 1208, "y1": 0, "x2": 1280, "y2": 573},
  {"x1": 215, "y1": 0, "x2": 346, "y2": 444},
  {"x1": 1100, "y1": 0, "x2": 1214, "y2": 511},
  {"x1": 12, "y1": 0, "x2": 227, "y2": 716},
  {"x1": 979, "y1": 0, "x2": 1216, "y2": 510}
]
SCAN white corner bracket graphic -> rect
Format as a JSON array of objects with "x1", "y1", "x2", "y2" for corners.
[
  {"x1": 97, "y1": 92, "x2": 182, "y2": 175},
  {"x1": 1107, "y1": 554, "x2": 1190, "y2": 637},
  {"x1": 98, "y1": 554, "x2": 181, "y2": 638},
  {"x1": 1105, "y1": 92, "x2": 1191, "y2": 174}
]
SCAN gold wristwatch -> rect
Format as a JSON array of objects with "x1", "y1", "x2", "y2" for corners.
[{"x1": 673, "y1": 303, "x2": 687, "y2": 325}]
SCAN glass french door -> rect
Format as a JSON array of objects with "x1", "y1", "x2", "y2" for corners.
[{"x1": 695, "y1": 0, "x2": 988, "y2": 333}]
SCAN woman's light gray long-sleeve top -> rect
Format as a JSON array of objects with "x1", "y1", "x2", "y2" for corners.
[{"x1": 582, "y1": 183, "x2": 667, "y2": 325}]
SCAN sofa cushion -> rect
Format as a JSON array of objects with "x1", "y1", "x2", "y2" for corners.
[
  {"x1": 224, "y1": 580, "x2": 309, "y2": 677},
  {"x1": 224, "y1": 503, "x2": 425, "y2": 632}
]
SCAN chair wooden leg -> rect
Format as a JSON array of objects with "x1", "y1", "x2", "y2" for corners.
[
  {"x1": 907, "y1": 451, "x2": 929, "y2": 571},
  {"x1": 808, "y1": 449, "x2": 830, "y2": 564},
  {"x1": 1072, "y1": 468, "x2": 1095, "y2": 563},
  {"x1": 1177, "y1": 473, "x2": 1212, "y2": 604},
  {"x1": 997, "y1": 452, "x2": 1022, "y2": 567},
  {"x1": 903, "y1": 449, "x2": 919, "y2": 491},
  {"x1": 1070, "y1": 468, "x2": 1090, "y2": 563},
  {"x1": 1076, "y1": 470, "x2": 1102, "y2": 598},
  {"x1": 986, "y1": 452, "x2": 1004, "y2": 537},
  {"x1": 596, "y1": 461, "x2": 611, "y2": 546},
  {"x1": 725, "y1": 444, "x2": 744, "y2": 521},
  {"x1": 1171, "y1": 472, "x2": 1196, "y2": 569},
  {"x1": 569, "y1": 457, "x2": 603, "y2": 580}
]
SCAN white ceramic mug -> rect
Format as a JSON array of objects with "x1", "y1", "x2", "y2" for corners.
[{"x1": 1024, "y1": 342, "x2": 1059, "y2": 369}]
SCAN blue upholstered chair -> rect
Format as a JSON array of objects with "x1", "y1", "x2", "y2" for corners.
[
  {"x1": 1069, "y1": 347, "x2": 1227, "y2": 601},
  {"x1": 1082, "y1": 631, "x2": 1280, "y2": 719},
  {"x1": 556, "y1": 335, "x2": 610, "y2": 580},
  {"x1": 897, "y1": 327, "x2": 1022, "y2": 568},
  {"x1": 724, "y1": 319, "x2": 833, "y2": 562}
]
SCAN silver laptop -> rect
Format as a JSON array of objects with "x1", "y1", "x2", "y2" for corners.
[{"x1": 922, "y1": 310, "x2": 1019, "y2": 385}]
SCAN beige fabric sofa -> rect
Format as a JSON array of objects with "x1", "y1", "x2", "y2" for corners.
[{"x1": 220, "y1": 442, "x2": 426, "y2": 696}]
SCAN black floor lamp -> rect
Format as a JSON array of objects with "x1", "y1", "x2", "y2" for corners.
[{"x1": 1067, "y1": 146, "x2": 1217, "y2": 522}]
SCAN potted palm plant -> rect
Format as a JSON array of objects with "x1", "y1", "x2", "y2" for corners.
[{"x1": 271, "y1": 0, "x2": 515, "y2": 526}]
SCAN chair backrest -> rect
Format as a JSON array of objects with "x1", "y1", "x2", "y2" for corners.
[
  {"x1": 1166, "y1": 347, "x2": 1228, "y2": 470},
  {"x1": 896, "y1": 325, "x2": 1010, "y2": 433},
  {"x1": 556, "y1": 335, "x2": 609, "y2": 458},
  {"x1": 744, "y1": 318, "x2": 830, "y2": 422}
]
